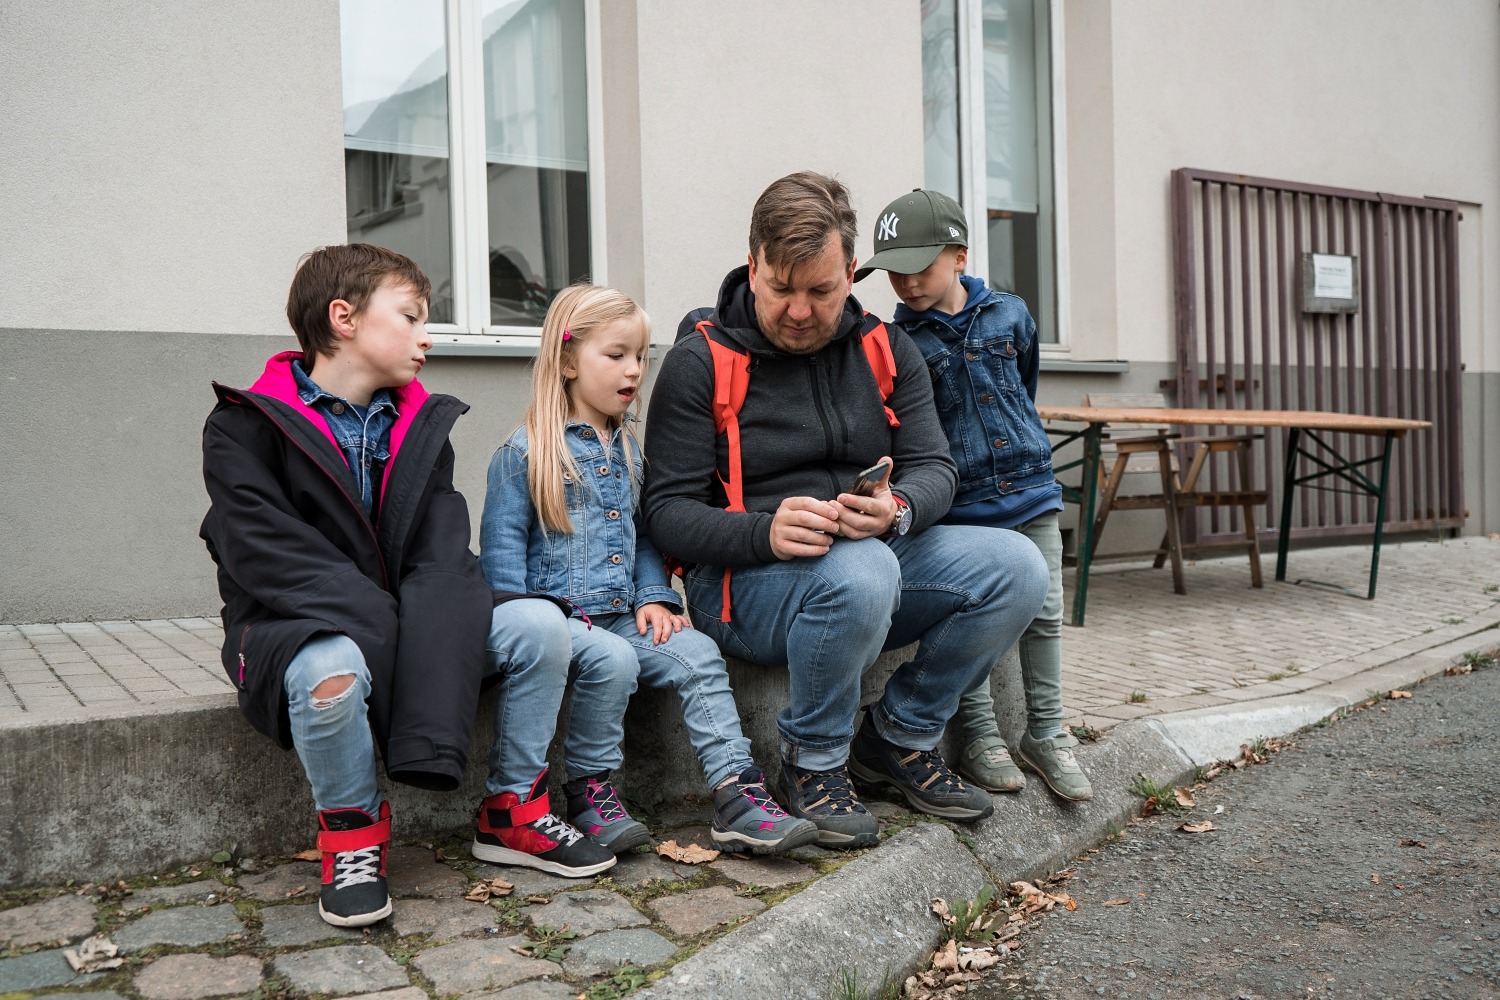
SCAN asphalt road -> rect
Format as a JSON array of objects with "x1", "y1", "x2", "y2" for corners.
[{"x1": 969, "y1": 663, "x2": 1500, "y2": 1000}]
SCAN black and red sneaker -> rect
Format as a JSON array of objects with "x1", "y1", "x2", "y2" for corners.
[
  {"x1": 316, "y1": 802, "x2": 392, "y2": 927},
  {"x1": 471, "y1": 770, "x2": 616, "y2": 878}
]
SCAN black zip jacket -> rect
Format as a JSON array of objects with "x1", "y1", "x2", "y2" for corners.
[
  {"x1": 199, "y1": 352, "x2": 492, "y2": 791},
  {"x1": 642, "y1": 266, "x2": 957, "y2": 568}
]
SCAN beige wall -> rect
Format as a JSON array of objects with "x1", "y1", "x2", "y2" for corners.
[
  {"x1": 0, "y1": 2, "x2": 347, "y2": 336},
  {"x1": 1063, "y1": 0, "x2": 1500, "y2": 371},
  {"x1": 608, "y1": 0, "x2": 921, "y2": 339}
]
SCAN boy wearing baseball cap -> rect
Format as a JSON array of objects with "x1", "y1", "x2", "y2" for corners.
[{"x1": 857, "y1": 188, "x2": 1093, "y2": 804}]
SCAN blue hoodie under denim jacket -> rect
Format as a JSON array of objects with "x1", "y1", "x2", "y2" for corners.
[
  {"x1": 479, "y1": 417, "x2": 681, "y2": 617},
  {"x1": 896, "y1": 276, "x2": 1056, "y2": 505}
]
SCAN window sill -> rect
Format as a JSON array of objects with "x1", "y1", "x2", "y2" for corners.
[{"x1": 1038, "y1": 358, "x2": 1130, "y2": 374}]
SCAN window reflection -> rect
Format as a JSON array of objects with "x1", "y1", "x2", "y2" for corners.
[
  {"x1": 341, "y1": 0, "x2": 454, "y2": 324},
  {"x1": 483, "y1": 0, "x2": 590, "y2": 327}
]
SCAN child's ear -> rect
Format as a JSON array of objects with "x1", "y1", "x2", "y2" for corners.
[
  {"x1": 954, "y1": 246, "x2": 969, "y2": 272},
  {"x1": 328, "y1": 298, "x2": 358, "y2": 340}
]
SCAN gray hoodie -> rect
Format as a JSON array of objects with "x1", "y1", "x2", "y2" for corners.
[{"x1": 642, "y1": 265, "x2": 957, "y2": 568}]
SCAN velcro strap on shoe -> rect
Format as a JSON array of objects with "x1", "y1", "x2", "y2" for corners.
[
  {"x1": 318, "y1": 815, "x2": 391, "y2": 853},
  {"x1": 496, "y1": 790, "x2": 551, "y2": 829}
]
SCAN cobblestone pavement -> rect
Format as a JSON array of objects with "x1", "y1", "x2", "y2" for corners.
[{"x1": 0, "y1": 796, "x2": 917, "y2": 1000}]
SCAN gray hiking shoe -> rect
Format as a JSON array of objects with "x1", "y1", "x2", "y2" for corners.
[
  {"x1": 711, "y1": 767, "x2": 820, "y2": 855},
  {"x1": 959, "y1": 734, "x2": 1027, "y2": 793},
  {"x1": 1015, "y1": 732, "x2": 1093, "y2": 802}
]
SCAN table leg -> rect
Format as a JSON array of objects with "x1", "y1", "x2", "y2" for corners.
[
  {"x1": 1366, "y1": 430, "x2": 1395, "y2": 599},
  {"x1": 1070, "y1": 423, "x2": 1102, "y2": 627},
  {"x1": 1275, "y1": 426, "x2": 1301, "y2": 583}
]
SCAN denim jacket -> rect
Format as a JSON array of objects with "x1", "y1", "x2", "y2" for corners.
[
  {"x1": 896, "y1": 276, "x2": 1055, "y2": 505},
  {"x1": 479, "y1": 418, "x2": 681, "y2": 617}
]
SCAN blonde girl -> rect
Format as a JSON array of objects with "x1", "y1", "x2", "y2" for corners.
[{"x1": 475, "y1": 285, "x2": 816, "y2": 864}]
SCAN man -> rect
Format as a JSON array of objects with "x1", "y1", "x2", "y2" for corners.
[{"x1": 643, "y1": 171, "x2": 1048, "y2": 847}]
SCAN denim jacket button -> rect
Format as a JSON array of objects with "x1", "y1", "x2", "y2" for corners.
[
  {"x1": 609, "y1": 553, "x2": 623, "y2": 564},
  {"x1": 966, "y1": 352, "x2": 979, "y2": 361},
  {"x1": 330, "y1": 402, "x2": 345, "y2": 416},
  {"x1": 597, "y1": 466, "x2": 609, "y2": 475},
  {"x1": 979, "y1": 393, "x2": 994, "y2": 404},
  {"x1": 993, "y1": 437, "x2": 1007, "y2": 448},
  {"x1": 581, "y1": 428, "x2": 594, "y2": 438},
  {"x1": 611, "y1": 597, "x2": 624, "y2": 608},
  {"x1": 1001, "y1": 480, "x2": 1013, "y2": 490},
  {"x1": 607, "y1": 509, "x2": 620, "y2": 520}
]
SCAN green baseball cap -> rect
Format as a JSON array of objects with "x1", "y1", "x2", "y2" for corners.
[{"x1": 854, "y1": 188, "x2": 968, "y2": 281}]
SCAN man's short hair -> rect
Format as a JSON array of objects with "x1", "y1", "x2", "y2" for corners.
[
  {"x1": 748, "y1": 172, "x2": 859, "y2": 271},
  {"x1": 286, "y1": 243, "x2": 432, "y2": 360}
]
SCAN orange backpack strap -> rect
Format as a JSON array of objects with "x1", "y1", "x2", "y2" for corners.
[
  {"x1": 698, "y1": 320, "x2": 752, "y2": 620},
  {"x1": 859, "y1": 312, "x2": 901, "y2": 428}
]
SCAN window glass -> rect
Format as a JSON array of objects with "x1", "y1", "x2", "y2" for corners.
[
  {"x1": 983, "y1": 0, "x2": 1053, "y2": 337},
  {"x1": 921, "y1": 0, "x2": 961, "y2": 199},
  {"x1": 482, "y1": 0, "x2": 591, "y2": 327},
  {"x1": 341, "y1": 0, "x2": 455, "y2": 323}
]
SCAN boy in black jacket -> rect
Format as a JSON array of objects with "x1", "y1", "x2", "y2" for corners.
[{"x1": 200, "y1": 245, "x2": 499, "y2": 927}]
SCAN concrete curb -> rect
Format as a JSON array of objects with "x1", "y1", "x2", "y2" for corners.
[{"x1": 629, "y1": 633, "x2": 1496, "y2": 999}]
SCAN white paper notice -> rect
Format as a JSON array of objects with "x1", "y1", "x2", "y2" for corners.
[{"x1": 1311, "y1": 253, "x2": 1354, "y2": 300}]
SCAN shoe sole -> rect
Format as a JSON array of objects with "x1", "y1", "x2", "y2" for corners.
[
  {"x1": 847, "y1": 759, "x2": 995, "y2": 821},
  {"x1": 470, "y1": 839, "x2": 617, "y2": 877},
  {"x1": 957, "y1": 765, "x2": 1027, "y2": 794},
  {"x1": 1013, "y1": 748, "x2": 1094, "y2": 802},
  {"x1": 318, "y1": 897, "x2": 392, "y2": 927},
  {"x1": 711, "y1": 819, "x2": 822, "y2": 856}
]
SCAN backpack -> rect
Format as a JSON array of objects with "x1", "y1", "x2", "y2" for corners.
[{"x1": 670, "y1": 309, "x2": 900, "y2": 620}]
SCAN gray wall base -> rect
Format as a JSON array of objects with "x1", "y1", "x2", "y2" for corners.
[{"x1": 2, "y1": 644, "x2": 1025, "y2": 889}]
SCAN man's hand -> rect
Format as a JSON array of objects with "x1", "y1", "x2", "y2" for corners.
[
  {"x1": 769, "y1": 497, "x2": 841, "y2": 560},
  {"x1": 835, "y1": 455, "x2": 897, "y2": 540},
  {"x1": 636, "y1": 601, "x2": 689, "y2": 646}
]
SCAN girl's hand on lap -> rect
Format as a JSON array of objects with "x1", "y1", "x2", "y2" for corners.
[{"x1": 637, "y1": 602, "x2": 687, "y2": 645}]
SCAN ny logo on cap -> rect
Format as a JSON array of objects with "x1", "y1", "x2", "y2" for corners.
[{"x1": 877, "y1": 212, "x2": 899, "y2": 242}]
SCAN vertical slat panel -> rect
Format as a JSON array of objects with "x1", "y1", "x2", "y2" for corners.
[{"x1": 1171, "y1": 169, "x2": 1461, "y2": 547}]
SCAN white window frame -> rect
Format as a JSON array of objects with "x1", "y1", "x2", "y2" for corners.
[
  {"x1": 953, "y1": 0, "x2": 1071, "y2": 352},
  {"x1": 419, "y1": 0, "x2": 606, "y2": 355}
]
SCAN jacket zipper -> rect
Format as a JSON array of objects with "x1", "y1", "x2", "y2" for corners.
[{"x1": 237, "y1": 623, "x2": 251, "y2": 687}]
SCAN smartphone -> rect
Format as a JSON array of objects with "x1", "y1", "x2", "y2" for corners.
[{"x1": 849, "y1": 460, "x2": 892, "y2": 497}]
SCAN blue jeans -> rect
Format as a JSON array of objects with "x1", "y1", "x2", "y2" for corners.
[
  {"x1": 956, "y1": 513, "x2": 1067, "y2": 740},
  {"x1": 284, "y1": 633, "x2": 381, "y2": 816},
  {"x1": 487, "y1": 602, "x2": 754, "y2": 791},
  {"x1": 685, "y1": 524, "x2": 1049, "y2": 771}
]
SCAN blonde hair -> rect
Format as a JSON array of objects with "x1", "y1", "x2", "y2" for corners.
[{"x1": 526, "y1": 284, "x2": 651, "y2": 534}]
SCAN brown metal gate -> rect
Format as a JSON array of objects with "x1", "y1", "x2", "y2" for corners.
[{"x1": 1171, "y1": 167, "x2": 1463, "y2": 547}]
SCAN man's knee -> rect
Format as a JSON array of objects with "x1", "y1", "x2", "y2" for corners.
[
  {"x1": 285, "y1": 634, "x2": 369, "y2": 705},
  {"x1": 808, "y1": 539, "x2": 902, "y2": 612}
]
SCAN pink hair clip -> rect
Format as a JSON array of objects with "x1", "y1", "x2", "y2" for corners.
[{"x1": 562, "y1": 326, "x2": 572, "y2": 341}]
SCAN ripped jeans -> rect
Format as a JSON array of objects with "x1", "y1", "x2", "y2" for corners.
[{"x1": 284, "y1": 633, "x2": 381, "y2": 816}]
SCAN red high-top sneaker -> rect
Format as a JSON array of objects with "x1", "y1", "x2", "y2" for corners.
[
  {"x1": 470, "y1": 770, "x2": 616, "y2": 877},
  {"x1": 317, "y1": 802, "x2": 392, "y2": 927}
]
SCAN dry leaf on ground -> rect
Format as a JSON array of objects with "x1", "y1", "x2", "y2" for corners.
[
  {"x1": 1103, "y1": 899, "x2": 1130, "y2": 906},
  {"x1": 524, "y1": 894, "x2": 550, "y2": 904},
  {"x1": 286, "y1": 885, "x2": 306, "y2": 898},
  {"x1": 1010, "y1": 880, "x2": 1076, "y2": 913},
  {"x1": 1174, "y1": 788, "x2": 1197, "y2": 808},
  {"x1": 1446, "y1": 663, "x2": 1474, "y2": 676},
  {"x1": 289, "y1": 849, "x2": 322, "y2": 862},
  {"x1": 1389, "y1": 689, "x2": 1413, "y2": 699},
  {"x1": 1370, "y1": 873, "x2": 1381, "y2": 884},
  {"x1": 63, "y1": 935, "x2": 123, "y2": 973},
  {"x1": 655, "y1": 840, "x2": 719, "y2": 864},
  {"x1": 1398, "y1": 839, "x2": 1428, "y2": 848},
  {"x1": 1180, "y1": 821, "x2": 1215, "y2": 834},
  {"x1": 465, "y1": 876, "x2": 515, "y2": 902}
]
